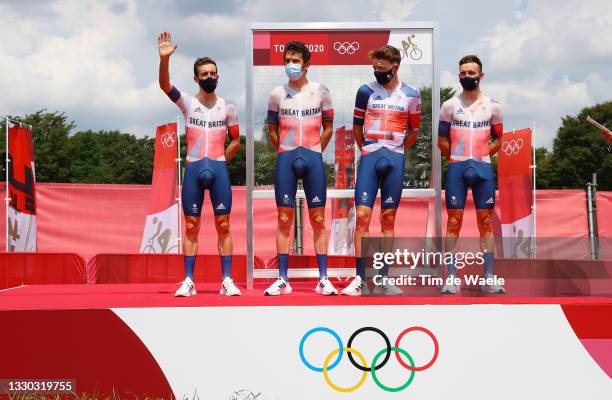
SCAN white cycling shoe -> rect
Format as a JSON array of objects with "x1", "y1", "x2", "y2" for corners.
[
  {"x1": 220, "y1": 277, "x2": 242, "y2": 296},
  {"x1": 315, "y1": 276, "x2": 338, "y2": 295},
  {"x1": 175, "y1": 277, "x2": 197, "y2": 297},
  {"x1": 264, "y1": 277, "x2": 293, "y2": 296}
]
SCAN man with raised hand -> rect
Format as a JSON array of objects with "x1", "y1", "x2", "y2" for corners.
[
  {"x1": 438, "y1": 55, "x2": 506, "y2": 294},
  {"x1": 264, "y1": 41, "x2": 337, "y2": 296},
  {"x1": 158, "y1": 31, "x2": 242, "y2": 297},
  {"x1": 342, "y1": 45, "x2": 421, "y2": 296}
]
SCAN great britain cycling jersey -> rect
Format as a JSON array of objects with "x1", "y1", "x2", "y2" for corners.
[
  {"x1": 167, "y1": 86, "x2": 239, "y2": 215},
  {"x1": 168, "y1": 85, "x2": 239, "y2": 162},
  {"x1": 267, "y1": 82, "x2": 334, "y2": 153},
  {"x1": 267, "y1": 82, "x2": 333, "y2": 209},
  {"x1": 438, "y1": 95, "x2": 502, "y2": 164},
  {"x1": 353, "y1": 81, "x2": 420, "y2": 209},
  {"x1": 439, "y1": 95, "x2": 503, "y2": 209},
  {"x1": 353, "y1": 81, "x2": 421, "y2": 155}
]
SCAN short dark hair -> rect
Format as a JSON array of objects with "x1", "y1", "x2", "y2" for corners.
[
  {"x1": 193, "y1": 57, "x2": 217, "y2": 76},
  {"x1": 459, "y1": 55, "x2": 482, "y2": 71},
  {"x1": 368, "y1": 45, "x2": 402, "y2": 65},
  {"x1": 283, "y1": 41, "x2": 311, "y2": 63}
]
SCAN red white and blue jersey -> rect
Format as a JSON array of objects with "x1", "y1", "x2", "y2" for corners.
[
  {"x1": 167, "y1": 86, "x2": 239, "y2": 162},
  {"x1": 439, "y1": 96, "x2": 503, "y2": 163},
  {"x1": 353, "y1": 81, "x2": 421, "y2": 155},
  {"x1": 267, "y1": 82, "x2": 334, "y2": 153}
]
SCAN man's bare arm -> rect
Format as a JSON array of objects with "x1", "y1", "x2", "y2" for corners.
[
  {"x1": 320, "y1": 120, "x2": 333, "y2": 151},
  {"x1": 489, "y1": 137, "x2": 502, "y2": 156},
  {"x1": 353, "y1": 124, "x2": 364, "y2": 150},
  {"x1": 268, "y1": 123, "x2": 279, "y2": 149},
  {"x1": 404, "y1": 130, "x2": 419, "y2": 149},
  {"x1": 158, "y1": 31, "x2": 178, "y2": 94},
  {"x1": 225, "y1": 137, "x2": 240, "y2": 161},
  {"x1": 438, "y1": 137, "x2": 450, "y2": 160}
]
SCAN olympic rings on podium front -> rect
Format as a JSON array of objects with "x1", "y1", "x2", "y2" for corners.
[
  {"x1": 323, "y1": 347, "x2": 368, "y2": 392},
  {"x1": 394, "y1": 326, "x2": 439, "y2": 371},
  {"x1": 347, "y1": 326, "x2": 391, "y2": 371},
  {"x1": 299, "y1": 327, "x2": 344, "y2": 372},
  {"x1": 371, "y1": 346, "x2": 416, "y2": 392},
  {"x1": 298, "y1": 325, "x2": 439, "y2": 392}
]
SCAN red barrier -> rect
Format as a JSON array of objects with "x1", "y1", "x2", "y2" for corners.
[
  {"x1": 598, "y1": 192, "x2": 612, "y2": 237},
  {"x1": 535, "y1": 190, "x2": 588, "y2": 237},
  {"x1": 0, "y1": 253, "x2": 86, "y2": 289},
  {"x1": 255, "y1": 196, "x2": 432, "y2": 261},
  {"x1": 0, "y1": 184, "x2": 247, "y2": 259},
  {"x1": 0, "y1": 184, "x2": 603, "y2": 261},
  {"x1": 87, "y1": 254, "x2": 265, "y2": 284},
  {"x1": 266, "y1": 254, "x2": 356, "y2": 268}
]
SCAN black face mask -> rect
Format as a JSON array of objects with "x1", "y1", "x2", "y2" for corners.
[
  {"x1": 460, "y1": 76, "x2": 480, "y2": 91},
  {"x1": 374, "y1": 67, "x2": 395, "y2": 85},
  {"x1": 198, "y1": 77, "x2": 218, "y2": 93}
]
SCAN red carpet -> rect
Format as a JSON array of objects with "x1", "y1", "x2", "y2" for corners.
[{"x1": 1, "y1": 282, "x2": 611, "y2": 310}]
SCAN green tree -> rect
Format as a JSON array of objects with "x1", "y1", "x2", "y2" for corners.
[
  {"x1": 226, "y1": 135, "x2": 246, "y2": 185},
  {"x1": 534, "y1": 147, "x2": 553, "y2": 189},
  {"x1": 66, "y1": 130, "x2": 107, "y2": 183},
  {"x1": 1, "y1": 110, "x2": 156, "y2": 184},
  {"x1": 1, "y1": 110, "x2": 73, "y2": 182},
  {"x1": 67, "y1": 130, "x2": 155, "y2": 184},
  {"x1": 547, "y1": 101, "x2": 612, "y2": 190},
  {"x1": 404, "y1": 86, "x2": 456, "y2": 188},
  {"x1": 254, "y1": 139, "x2": 276, "y2": 186},
  {"x1": 6, "y1": 101, "x2": 609, "y2": 189},
  {"x1": 253, "y1": 121, "x2": 277, "y2": 186}
]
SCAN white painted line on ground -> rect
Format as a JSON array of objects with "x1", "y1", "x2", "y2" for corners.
[{"x1": 0, "y1": 284, "x2": 28, "y2": 292}]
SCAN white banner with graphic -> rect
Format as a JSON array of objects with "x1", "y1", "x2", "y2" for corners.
[
  {"x1": 140, "y1": 123, "x2": 180, "y2": 254},
  {"x1": 114, "y1": 305, "x2": 612, "y2": 399},
  {"x1": 140, "y1": 203, "x2": 180, "y2": 254},
  {"x1": 498, "y1": 128, "x2": 534, "y2": 258},
  {"x1": 328, "y1": 208, "x2": 356, "y2": 255}
]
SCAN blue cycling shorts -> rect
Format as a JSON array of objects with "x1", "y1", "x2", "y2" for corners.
[
  {"x1": 355, "y1": 147, "x2": 405, "y2": 209},
  {"x1": 445, "y1": 159, "x2": 495, "y2": 209},
  {"x1": 182, "y1": 157, "x2": 232, "y2": 216},
  {"x1": 274, "y1": 146, "x2": 326, "y2": 209}
]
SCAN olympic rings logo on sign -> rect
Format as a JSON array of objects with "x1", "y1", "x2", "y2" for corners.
[
  {"x1": 333, "y1": 41, "x2": 360, "y2": 55},
  {"x1": 299, "y1": 326, "x2": 439, "y2": 393},
  {"x1": 161, "y1": 132, "x2": 176, "y2": 148},
  {"x1": 502, "y1": 138, "x2": 523, "y2": 156}
]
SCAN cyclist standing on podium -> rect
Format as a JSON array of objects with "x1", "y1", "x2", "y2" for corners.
[
  {"x1": 342, "y1": 45, "x2": 421, "y2": 296},
  {"x1": 438, "y1": 55, "x2": 506, "y2": 294},
  {"x1": 157, "y1": 31, "x2": 242, "y2": 297},
  {"x1": 264, "y1": 41, "x2": 338, "y2": 296}
]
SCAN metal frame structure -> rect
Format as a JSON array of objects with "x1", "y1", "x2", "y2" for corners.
[
  {"x1": 245, "y1": 22, "x2": 441, "y2": 289},
  {"x1": 531, "y1": 122, "x2": 537, "y2": 257},
  {"x1": 584, "y1": 116, "x2": 609, "y2": 259},
  {"x1": 175, "y1": 115, "x2": 183, "y2": 254}
]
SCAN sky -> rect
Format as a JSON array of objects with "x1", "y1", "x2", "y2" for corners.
[{"x1": 1, "y1": 0, "x2": 611, "y2": 149}]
